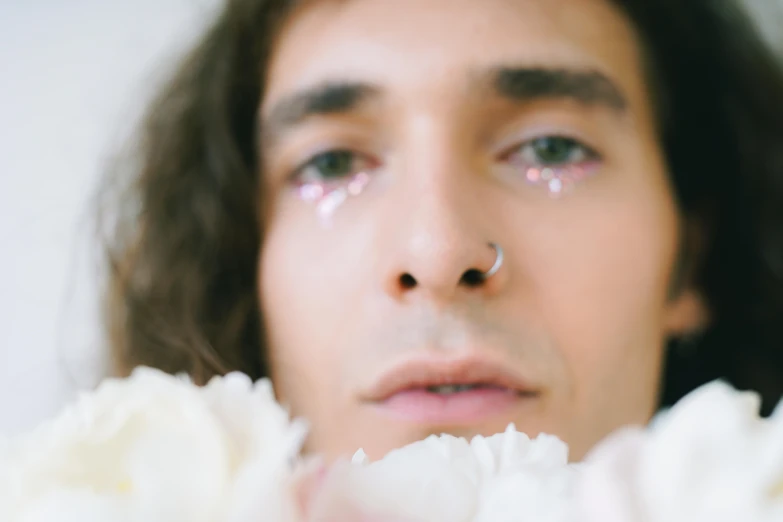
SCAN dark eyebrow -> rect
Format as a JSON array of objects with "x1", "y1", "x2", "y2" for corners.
[
  {"x1": 490, "y1": 67, "x2": 628, "y2": 112},
  {"x1": 261, "y1": 82, "x2": 379, "y2": 146},
  {"x1": 260, "y1": 69, "x2": 626, "y2": 146}
]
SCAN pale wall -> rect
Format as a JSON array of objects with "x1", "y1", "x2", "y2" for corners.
[{"x1": 0, "y1": 0, "x2": 219, "y2": 435}]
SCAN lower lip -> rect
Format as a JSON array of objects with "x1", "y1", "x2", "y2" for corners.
[{"x1": 376, "y1": 387, "x2": 533, "y2": 424}]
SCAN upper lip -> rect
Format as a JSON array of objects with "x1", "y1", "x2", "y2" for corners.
[{"x1": 363, "y1": 354, "x2": 540, "y2": 402}]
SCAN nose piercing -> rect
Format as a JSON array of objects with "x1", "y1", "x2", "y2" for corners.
[{"x1": 481, "y1": 243, "x2": 504, "y2": 280}]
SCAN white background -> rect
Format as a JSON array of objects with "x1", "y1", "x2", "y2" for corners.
[
  {"x1": 0, "y1": 0, "x2": 219, "y2": 435},
  {"x1": 0, "y1": 1, "x2": 780, "y2": 437}
]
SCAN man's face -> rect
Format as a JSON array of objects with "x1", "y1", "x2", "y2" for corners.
[{"x1": 259, "y1": 0, "x2": 689, "y2": 461}]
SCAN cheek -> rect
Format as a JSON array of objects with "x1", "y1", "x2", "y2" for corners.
[
  {"x1": 258, "y1": 219, "x2": 335, "y2": 404},
  {"x1": 518, "y1": 180, "x2": 679, "y2": 389},
  {"x1": 258, "y1": 209, "x2": 366, "y2": 409}
]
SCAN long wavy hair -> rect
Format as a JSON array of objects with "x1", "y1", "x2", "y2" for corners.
[{"x1": 99, "y1": 0, "x2": 783, "y2": 413}]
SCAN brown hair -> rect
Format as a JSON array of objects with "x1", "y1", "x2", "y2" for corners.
[{"x1": 100, "y1": 0, "x2": 783, "y2": 412}]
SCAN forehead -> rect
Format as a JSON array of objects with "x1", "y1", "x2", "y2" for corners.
[{"x1": 264, "y1": 0, "x2": 648, "y2": 110}]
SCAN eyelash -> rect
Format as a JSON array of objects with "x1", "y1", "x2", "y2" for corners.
[
  {"x1": 501, "y1": 136, "x2": 599, "y2": 167},
  {"x1": 500, "y1": 135, "x2": 601, "y2": 195},
  {"x1": 292, "y1": 149, "x2": 375, "y2": 185},
  {"x1": 289, "y1": 135, "x2": 600, "y2": 195}
]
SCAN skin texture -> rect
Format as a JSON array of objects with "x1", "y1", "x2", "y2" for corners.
[{"x1": 258, "y1": 0, "x2": 702, "y2": 461}]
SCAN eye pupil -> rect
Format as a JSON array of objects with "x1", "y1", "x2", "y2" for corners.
[
  {"x1": 533, "y1": 137, "x2": 575, "y2": 164},
  {"x1": 314, "y1": 151, "x2": 354, "y2": 178}
]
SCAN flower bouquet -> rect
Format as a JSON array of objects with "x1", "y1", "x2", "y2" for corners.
[{"x1": 1, "y1": 368, "x2": 781, "y2": 522}]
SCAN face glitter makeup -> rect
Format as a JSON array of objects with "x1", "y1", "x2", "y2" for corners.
[
  {"x1": 298, "y1": 171, "x2": 372, "y2": 227},
  {"x1": 316, "y1": 188, "x2": 349, "y2": 224},
  {"x1": 523, "y1": 163, "x2": 597, "y2": 197},
  {"x1": 299, "y1": 183, "x2": 324, "y2": 202},
  {"x1": 348, "y1": 171, "x2": 370, "y2": 196}
]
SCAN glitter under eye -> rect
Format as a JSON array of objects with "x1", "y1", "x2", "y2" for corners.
[
  {"x1": 504, "y1": 135, "x2": 601, "y2": 197},
  {"x1": 295, "y1": 170, "x2": 372, "y2": 227},
  {"x1": 347, "y1": 172, "x2": 370, "y2": 195},
  {"x1": 522, "y1": 163, "x2": 598, "y2": 197},
  {"x1": 299, "y1": 183, "x2": 325, "y2": 202}
]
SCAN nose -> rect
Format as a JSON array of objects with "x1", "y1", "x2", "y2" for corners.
[
  {"x1": 394, "y1": 240, "x2": 501, "y2": 296},
  {"x1": 382, "y1": 177, "x2": 506, "y2": 303}
]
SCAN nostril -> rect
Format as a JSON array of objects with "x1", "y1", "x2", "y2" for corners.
[
  {"x1": 399, "y1": 273, "x2": 417, "y2": 289},
  {"x1": 460, "y1": 268, "x2": 485, "y2": 287}
]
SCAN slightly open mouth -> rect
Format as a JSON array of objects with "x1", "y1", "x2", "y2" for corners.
[
  {"x1": 426, "y1": 384, "x2": 484, "y2": 394},
  {"x1": 375, "y1": 382, "x2": 539, "y2": 424},
  {"x1": 421, "y1": 383, "x2": 539, "y2": 397}
]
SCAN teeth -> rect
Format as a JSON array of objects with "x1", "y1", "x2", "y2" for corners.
[{"x1": 428, "y1": 384, "x2": 477, "y2": 394}]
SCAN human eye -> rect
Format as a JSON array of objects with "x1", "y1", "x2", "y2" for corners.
[
  {"x1": 293, "y1": 149, "x2": 374, "y2": 183},
  {"x1": 502, "y1": 136, "x2": 601, "y2": 196},
  {"x1": 508, "y1": 136, "x2": 599, "y2": 168}
]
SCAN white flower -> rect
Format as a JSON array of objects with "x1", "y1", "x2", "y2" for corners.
[
  {"x1": 303, "y1": 424, "x2": 577, "y2": 522},
  {"x1": 0, "y1": 367, "x2": 307, "y2": 522},
  {"x1": 574, "y1": 381, "x2": 783, "y2": 522}
]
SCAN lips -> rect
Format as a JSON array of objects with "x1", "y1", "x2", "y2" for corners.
[
  {"x1": 366, "y1": 356, "x2": 538, "y2": 400},
  {"x1": 364, "y1": 355, "x2": 540, "y2": 424}
]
